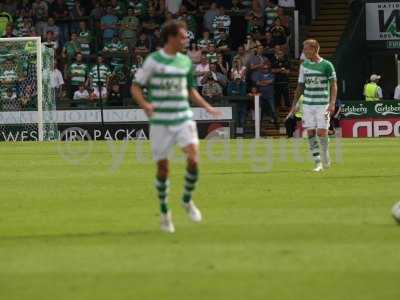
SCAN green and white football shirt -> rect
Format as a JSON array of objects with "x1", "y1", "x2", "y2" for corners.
[
  {"x1": 89, "y1": 64, "x2": 111, "y2": 87},
  {"x1": 298, "y1": 58, "x2": 336, "y2": 106},
  {"x1": 134, "y1": 49, "x2": 196, "y2": 126}
]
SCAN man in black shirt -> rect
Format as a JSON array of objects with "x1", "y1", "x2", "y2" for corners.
[{"x1": 270, "y1": 48, "x2": 291, "y2": 107}]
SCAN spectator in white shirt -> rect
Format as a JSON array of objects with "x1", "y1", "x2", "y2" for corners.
[
  {"x1": 50, "y1": 61, "x2": 64, "y2": 99},
  {"x1": 195, "y1": 55, "x2": 210, "y2": 89},
  {"x1": 73, "y1": 84, "x2": 90, "y2": 102},
  {"x1": 394, "y1": 84, "x2": 400, "y2": 100}
]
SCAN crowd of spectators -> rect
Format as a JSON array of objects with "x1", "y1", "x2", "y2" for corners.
[{"x1": 0, "y1": 0, "x2": 295, "y2": 123}]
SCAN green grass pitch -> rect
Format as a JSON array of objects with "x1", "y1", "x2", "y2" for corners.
[{"x1": 0, "y1": 138, "x2": 399, "y2": 300}]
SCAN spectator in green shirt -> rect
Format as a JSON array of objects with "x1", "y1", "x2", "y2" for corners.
[
  {"x1": 102, "y1": 35, "x2": 128, "y2": 71},
  {"x1": 87, "y1": 56, "x2": 111, "y2": 89},
  {"x1": 67, "y1": 52, "x2": 88, "y2": 98},
  {"x1": 62, "y1": 32, "x2": 81, "y2": 64},
  {"x1": 120, "y1": 8, "x2": 140, "y2": 51},
  {"x1": 78, "y1": 21, "x2": 92, "y2": 57}
]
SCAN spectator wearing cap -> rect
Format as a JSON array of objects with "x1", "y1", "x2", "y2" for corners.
[
  {"x1": 101, "y1": 6, "x2": 119, "y2": 44},
  {"x1": 364, "y1": 74, "x2": 383, "y2": 101}
]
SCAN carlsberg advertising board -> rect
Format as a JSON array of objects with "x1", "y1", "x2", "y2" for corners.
[{"x1": 341, "y1": 101, "x2": 400, "y2": 118}]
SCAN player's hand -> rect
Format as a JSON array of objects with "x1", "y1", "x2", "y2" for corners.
[
  {"x1": 285, "y1": 107, "x2": 295, "y2": 121},
  {"x1": 143, "y1": 103, "x2": 155, "y2": 117},
  {"x1": 327, "y1": 103, "x2": 335, "y2": 114},
  {"x1": 206, "y1": 106, "x2": 222, "y2": 118}
]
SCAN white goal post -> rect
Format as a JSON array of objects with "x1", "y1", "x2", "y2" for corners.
[{"x1": 0, "y1": 37, "x2": 56, "y2": 142}]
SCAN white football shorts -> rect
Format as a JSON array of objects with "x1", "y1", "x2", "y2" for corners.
[
  {"x1": 150, "y1": 120, "x2": 199, "y2": 161},
  {"x1": 302, "y1": 104, "x2": 330, "y2": 129}
]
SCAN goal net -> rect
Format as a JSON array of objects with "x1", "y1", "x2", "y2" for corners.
[{"x1": 0, "y1": 37, "x2": 57, "y2": 141}]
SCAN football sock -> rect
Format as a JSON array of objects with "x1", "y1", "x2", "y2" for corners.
[
  {"x1": 155, "y1": 176, "x2": 169, "y2": 214},
  {"x1": 182, "y1": 168, "x2": 198, "y2": 204},
  {"x1": 308, "y1": 136, "x2": 321, "y2": 164},
  {"x1": 319, "y1": 136, "x2": 330, "y2": 163}
]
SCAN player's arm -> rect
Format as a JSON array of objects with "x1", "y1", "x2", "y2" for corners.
[
  {"x1": 131, "y1": 83, "x2": 154, "y2": 117},
  {"x1": 189, "y1": 88, "x2": 221, "y2": 117},
  {"x1": 328, "y1": 79, "x2": 338, "y2": 113},
  {"x1": 287, "y1": 62, "x2": 305, "y2": 119},
  {"x1": 287, "y1": 82, "x2": 305, "y2": 120},
  {"x1": 130, "y1": 58, "x2": 154, "y2": 117}
]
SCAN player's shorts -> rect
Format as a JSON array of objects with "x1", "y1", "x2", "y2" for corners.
[
  {"x1": 302, "y1": 104, "x2": 330, "y2": 129},
  {"x1": 150, "y1": 120, "x2": 199, "y2": 161}
]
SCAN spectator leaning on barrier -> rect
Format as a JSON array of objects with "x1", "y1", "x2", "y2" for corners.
[
  {"x1": 364, "y1": 74, "x2": 383, "y2": 101},
  {"x1": 73, "y1": 83, "x2": 90, "y2": 107}
]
